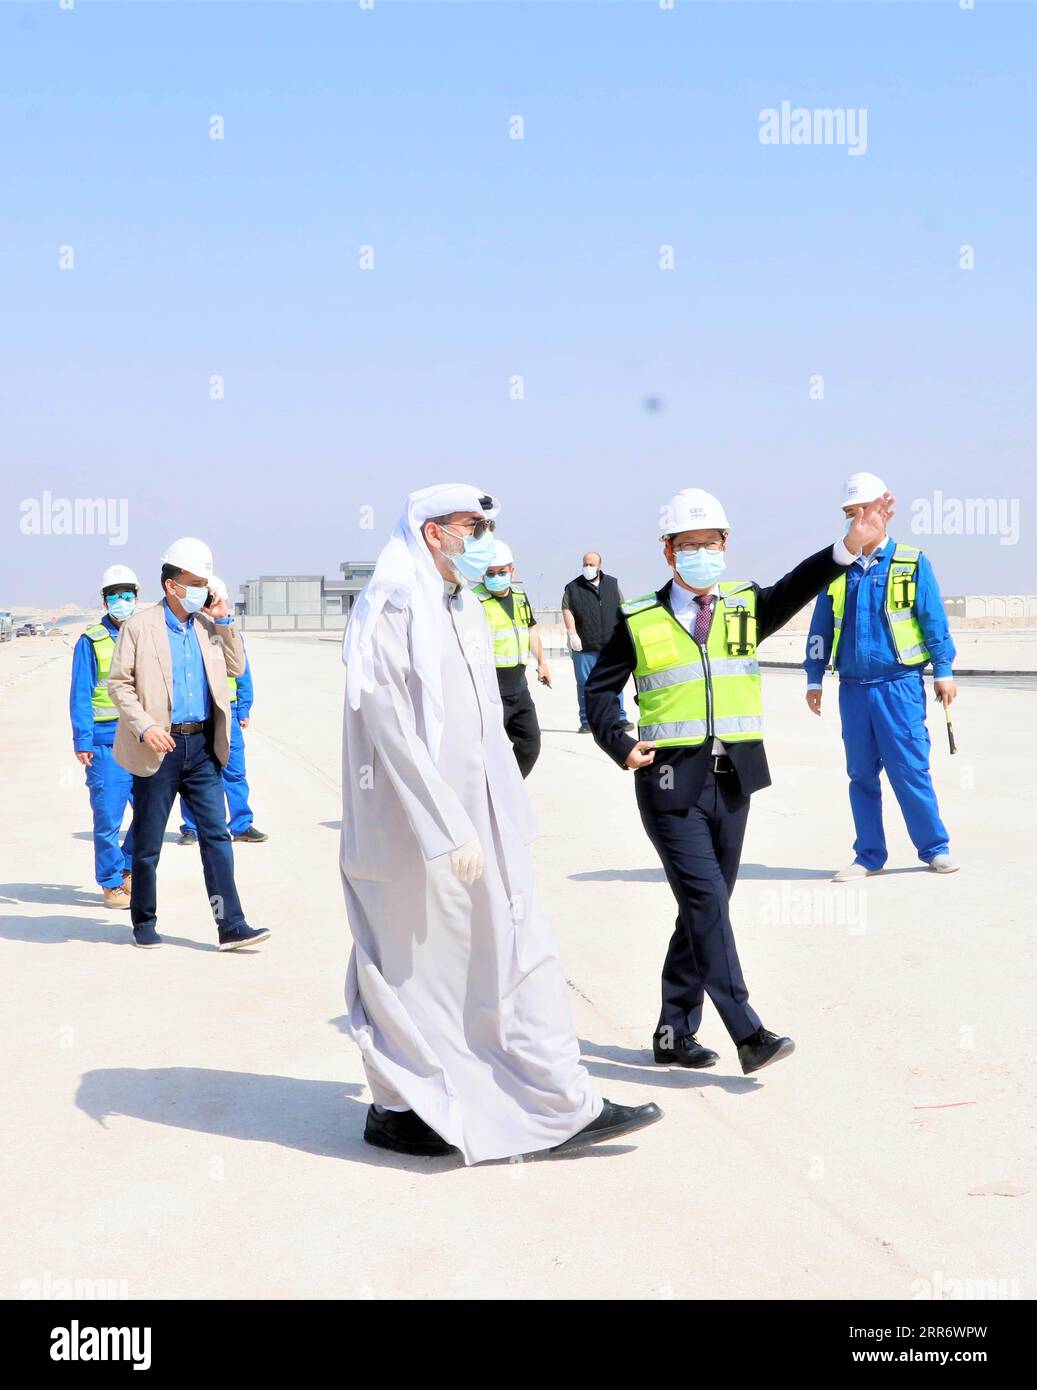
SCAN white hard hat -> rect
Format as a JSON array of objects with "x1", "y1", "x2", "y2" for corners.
[
  {"x1": 208, "y1": 574, "x2": 229, "y2": 601},
  {"x1": 162, "y1": 537, "x2": 213, "y2": 578},
  {"x1": 101, "y1": 563, "x2": 139, "y2": 590},
  {"x1": 842, "y1": 472, "x2": 888, "y2": 508},
  {"x1": 489, "y1": 540, "x2": 514, "y2": 568},
  {"x1": 658, "y1": 488, "x2": 730, "y2": 540}
]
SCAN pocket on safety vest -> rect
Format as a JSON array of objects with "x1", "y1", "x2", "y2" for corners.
[{"x1": 638, "y1": 621, "x2": 681, "y2": 668}]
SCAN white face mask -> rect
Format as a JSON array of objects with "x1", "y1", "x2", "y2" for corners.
[{"x1": 582, "y1": 564, "x2": 599, "y2": 581}]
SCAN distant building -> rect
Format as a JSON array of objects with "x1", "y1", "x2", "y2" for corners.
[
  {"x1": 238, "y1": 564, "x2": 375, "y2": 631},
  {"x1": 944, "y1": 595, "x2": 1037, "y2": 622},
  {"x1": 235, "y1": 564, "x2": 608, "y2": 638},
  {"x1": 339, "y1": 561, "x2": 377, "y2": 611}
]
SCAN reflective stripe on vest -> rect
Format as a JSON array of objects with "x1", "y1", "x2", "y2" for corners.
[
  {"x1": 475, "y1": 584, "x2": 532, "y2": 668},
  {"x1": 227, "y1": 674, "x2": 238, "y2": 702},
  {"x1": 622, "y1": 583, "x2": 763, "y2": 748},
  {"x1": 84, "y1": 624, "x2": 118, "y2": 721},
  {"x1": 826, "y1": 543, "x2": 931, "y2": 671}
]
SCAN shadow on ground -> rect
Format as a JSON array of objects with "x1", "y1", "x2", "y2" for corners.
[
  {"x1": 570, "y1": 863, "x2": 932, "y2": 882},
  {"x1": 0, "y1": 910, "x2": 217, "y2": 952},
  {"x1": 569, "y1": 867, "x2": 666, "y2": 882},
  {"x1": 71, "y1": 831, "x2": 182, "y2": 844},
  {"x1": 0, "y1": 881, "x2": 112, "y2": 907},
  {"x1": 74, "y1": 1067, "x2": 639, "y2": 1171},
  {"x1": 578, "y1": 1039, "x2": 760, "y2": 1094}
]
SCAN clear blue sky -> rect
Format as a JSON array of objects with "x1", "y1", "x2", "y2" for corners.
[{"x1": 1, "y1": 0, "x2": 1034, "y2": 609}]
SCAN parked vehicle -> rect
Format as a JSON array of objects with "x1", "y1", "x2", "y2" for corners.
[
  {"x1": 0, "y1": 612, "x2": 13, "y2": 642},
  {"x1": 16, "y1": 624, "x2": 35, "y2": 638}
]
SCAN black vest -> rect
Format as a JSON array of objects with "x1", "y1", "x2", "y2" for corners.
[{"x1": 563, "y1": 572, "x2": 622, "y2": 652}]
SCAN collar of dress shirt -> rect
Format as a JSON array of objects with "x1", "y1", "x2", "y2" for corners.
[
  {"x1": 856, "y1": 534, "x2": 890, "y2": 569},
  {"x1": 670, "y1": 578, "x2": 718, "y2": 614},
  {"x1": 162, "y1": 598, "x2": 193, "y2": 632}
]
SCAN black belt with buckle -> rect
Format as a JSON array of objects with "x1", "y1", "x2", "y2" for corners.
[
  {"x1": 711, "y1": 753, "x2": 735, "y2": 773},
  {"x1": 170, "y1": 721, "x2": 208, "y2": 736}
]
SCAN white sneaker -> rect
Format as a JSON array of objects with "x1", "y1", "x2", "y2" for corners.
[
  {"x1": 929, "y1": 854, "x2": 960, "y2": 873},
  {"x1": 832, "y1": 862, "x2": 881, "y2": 883}
]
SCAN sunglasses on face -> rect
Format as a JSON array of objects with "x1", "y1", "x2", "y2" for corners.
[
  {"x1": 448, "y1": 518, "x2": 496, "y2": 539},
  {"x1": 105, "y1": 591, "x2": 136, "y2": 602}
]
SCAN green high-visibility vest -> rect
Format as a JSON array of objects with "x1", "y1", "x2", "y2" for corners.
[
  {"x1": 227, "y1": 674, "x2": 237, "y2": 702},
  {"x1": 622, "y1": 583, "x2": 764, "y2": 747},
  {"x1": 474, "y1": 583, "x2": 533, "y2": 668},
  {"x1": 827, "y1": 542, "x2": 930, "y2": 671},
  {"x1": 84, "y1": 624, "x2": 118, "y2": 721}
]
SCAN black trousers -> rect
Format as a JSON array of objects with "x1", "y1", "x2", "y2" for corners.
[
  {"x1": 130, "y1": 727, "x2": 248, "y2": 937},
  {"x1": 500, "y1": 682, "x2": 541, "y2": 778},
  {"x1": 638, "y1": 768, "x2": 762, "y2": 1044}
]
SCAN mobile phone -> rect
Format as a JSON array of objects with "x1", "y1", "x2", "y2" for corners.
[{"x1": 203, "y1": 590, "x2": 214, "y2": 608}]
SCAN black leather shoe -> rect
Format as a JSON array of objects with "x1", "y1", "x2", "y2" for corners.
[
  {"x1": 737, "y1": 1028, "x2": 795, "y2": 1075},
  {"x1": 653, "y1": 1034, "x2": 719, "y2": 1068},
  {"x1": 233, "y1": 826, "x2": 269, "y2": 843},
  {"x1": 550, "y1": 1099, "x2": 663, "y2": 1153},
  {"x1": 363, "y1": 1106, "x2": 458, "y2": 1157},
  {"x1": 177, "y1": 831, "x2": 197, "y2": 846}
]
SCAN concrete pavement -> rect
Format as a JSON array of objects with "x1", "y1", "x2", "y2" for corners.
[{"x1": 1, "y1": 628, "x2": 1033, "y2": 1300}]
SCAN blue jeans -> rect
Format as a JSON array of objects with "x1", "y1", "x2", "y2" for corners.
[
  {"x1": 179, "y1": 710, "x2": 253, "y2": 835},
  {"x1": 84, "y1": 739, "x2": 134, "y2": 888},
  {"x1": 130, "y1": 727, "x2": 249, "y2": 936},
  {"x1": 572, "y1": 650, "x2": 627, "y2": 727}
]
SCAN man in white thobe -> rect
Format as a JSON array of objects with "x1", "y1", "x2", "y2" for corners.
[{"x1": 340, "y1": 483, "x2": 662, "y2": 1163}]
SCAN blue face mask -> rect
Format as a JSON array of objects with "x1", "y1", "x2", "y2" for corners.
[
  {"x1": 175, "y1": 583, "x2": 209, "y2": 614},
  {"x1": 105, "y1": 595, "x2": 136, "y2": 621},
  {"x1": 484, "y1": 572, "x2": 511, "y2": 594},
  {"x1": 675, "y1": 547, "x2": 727, "y2": 589},
  {"x1": 444, "y1": 528, "x2": 497, "y2": 585}
]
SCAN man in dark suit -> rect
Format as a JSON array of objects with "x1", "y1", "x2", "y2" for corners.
[{"x1": 585, "y1": 487, "x2": 894, "y2": 1074}]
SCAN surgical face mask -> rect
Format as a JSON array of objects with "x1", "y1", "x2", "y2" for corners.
[
  {"x1": 442, "y1": 527, "x2": 497, "y2": 586},
  {"x1": 173, "y1": 581, "x2": 209, "y2": 614},
  {"x1": 105, "y1": 594, "x2": 136, "y2": 621},
  {"x1": 675, "y1": 547, "x2": 727, "y2": 589},
  {"x1": 582, "y1": 564, "x2": 599, "y2": 581},
  {"x1": 484, "y1": 572, "x2": 511, "y2": 594}
]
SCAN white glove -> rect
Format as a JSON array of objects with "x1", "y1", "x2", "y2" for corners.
[
  {"x1": 450, "y1": 838, "x2": 484, "y2": 884},
  {"x1": 567, "y1": 631, "x2": 583, "y2": 652}
]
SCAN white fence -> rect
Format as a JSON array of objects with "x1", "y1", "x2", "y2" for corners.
[{"x1": 241, "y1": 614, "x2": 347, "y2": 632}]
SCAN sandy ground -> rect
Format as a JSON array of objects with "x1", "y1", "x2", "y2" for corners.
[
  {"x1": 1, "y1": 627, "x2": 1034, "y2": 1301},
  {"x1": 759, "y1": 624, "x2": 1037, "y2": 673}
]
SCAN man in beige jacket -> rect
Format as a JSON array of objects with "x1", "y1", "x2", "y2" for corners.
[{"x1": 108, "y1": 536, "x2": 270, "y2": 951}]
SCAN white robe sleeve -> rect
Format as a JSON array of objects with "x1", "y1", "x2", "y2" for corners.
[{"x1": 359, "y1": 602, "x2": 478, "y2": 863}]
